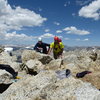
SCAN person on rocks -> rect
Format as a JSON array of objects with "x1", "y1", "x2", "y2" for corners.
[
  {"x1": 48, "y1": 36, "x2": 64, "y2": 59},
  {"x1": 0, "y1": 64, "x2": 19, "y2": 79},
  {"x1": 34, "y1": 37, "x2": 50, "y2": 54}
]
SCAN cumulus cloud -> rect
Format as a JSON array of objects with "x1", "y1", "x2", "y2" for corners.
[
  {"x1": 0, "y1": 31, "x2": 35, "y2": 45},
  {"x1": 54, "y1": 22, "x2": 60, "y2": 26},
  {"x1": 40, "y1": 33, "x2": 54, "y2": 38},
  {"x1": 5, "y1": 31, "x2": 33, "y2": 40},
  {"x1": 0, "y1": 0, "x2": 47, "y2": 45},
  {"x1": 40, "y1": 33, "x2": 63, "y2": 39},
  {"x1": 63, "y1": 26, "x2": 90, "y2": 35},
  {"x1": 79, "y1": 0, "x2": 100, "y2": 20},
  {"x1": 56, "y1": 30, "x2": 62, "y2": 33}
]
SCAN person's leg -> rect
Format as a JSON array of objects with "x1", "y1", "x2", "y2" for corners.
[
  {"x1": 57, "y1": 52, "x2": 62, "y2": 59},
  {"x1": 0, "y1": 64, "x2": 18, "y2": 78},
  {"x1": 53, "y1": 52, "x2": 57, "y2": 59}
]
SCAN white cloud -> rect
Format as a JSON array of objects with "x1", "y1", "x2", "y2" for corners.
[
  {"x1": 56, "y1": 30, "x2": 62, "y2": 33},
  {"x1": 83, "y1": 38, "x2": 89, "y2": 41},
  {"x1": 5, "y1": 31, "x2": 33, "y2": 40},
  {"x1": 0, "y1": 6, "x2": 47, "y2": 31},
  {"x1": 0, "y1": 0, "x2": 47, "y2": 45},
  {"x1": 76, "y1": 0, "x2": 92, "y2": 6},
  {"x1": 44, "y1": 29, "x2": 50, "y2": 32},
  {"x1": 54, "y1": 22, "x2": 60, "y2": 26},
  {"x1": 79, "y1": 0, "x2": 100, "y2": 20},
  {"x1": 40, "y1": 33, "x2": 54, "y2": 38},
  {"x1": 0, "y1": 31, "x2": 35, "y2": 45},
  {"x1": 75, "y1": 38, "x2": 89, "y2": 41},
  {"x1": 40, "y1": 33, "x2": 63, "y2": 39},
  {"x1": 63, "y1": 26, "x2": 90, "y2": 35}
]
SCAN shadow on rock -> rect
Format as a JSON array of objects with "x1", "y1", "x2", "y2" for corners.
[{"x1": 0, "y1": 83, "x2": 12, "y2": 93}]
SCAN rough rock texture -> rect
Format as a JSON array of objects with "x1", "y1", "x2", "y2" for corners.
[
  {"x1": 0, "y1": 71, "x2": 57, "y2": 100},
  {"x1": 0, "y1": 52, "x2": 21, "y2": 72},
  {"x1": 0, "y1": 70, "x2": 12, "y2": 84},
  {"x1": 0, "y1": 47, "x2": 4, "y2": 53},
  {"x1": 0, "y1": 49, "x2": 100, "y2": 100},
  {"x1": 44, "y1": 59, "x2": 62, "y2": 70},
  {"x1": 75, "y1": 83, "x2": 100, "y2": 100},
  {"x1": 0, "y1": 52, "x2": 14, "y2": 64},
  {"x1": 22, "y1": 50, "x2": 53, "y2": 64},
  {"x1": 63, "y1": 49, "x2": 100, "y2": 73},
  {"x1": 26, "y1": 59, "x2": 44, "y2": 72},
  {"x1": 0, "y1": 71, "x2": 100, "y2": 100},
  {"x1": 80, "y1": 72, "x2": 100, "y2": 89}
]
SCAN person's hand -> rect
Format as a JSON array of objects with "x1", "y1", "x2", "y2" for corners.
[{"x1": 38, "y1": 47, "x2": 42, "y2": 50}]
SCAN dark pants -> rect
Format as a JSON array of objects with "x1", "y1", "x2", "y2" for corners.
[
  {"x1": 0, "y1": 64, "x2": 17, "y2": 78},
  {"x1": 53, "y1": 52, "x2": 62, "y2": 59}
]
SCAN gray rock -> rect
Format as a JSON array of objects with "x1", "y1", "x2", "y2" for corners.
[
  {"x1": 44, "y1": 59, "x2": 62, "y2": 70},
  {"x1": 22, "y1": 50, "x2": 53, "y2": 64},
  {"x1": 75, "y1": 83, "x2": 100, "y2": 100},
  {"x1": 26, "y1": 59, "x2": 44, "y2": 73}
]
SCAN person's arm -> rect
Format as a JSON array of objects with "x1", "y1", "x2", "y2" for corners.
[
  {"x1": 34, "y1": 43, "x2": 38, "y2": 50},
  {"x1": 48, "y1": 47, "x2": 52, "y2": 54},
  {"x1": 44, "y1": 43, "x2": 50, "y2": 47}
]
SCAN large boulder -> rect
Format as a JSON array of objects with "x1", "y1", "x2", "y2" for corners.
[
  {"x1": 63, "y1": 54, "x2": 78, "y2": 64},
  {"x1": 9, "y1": 62, "x2": 21, "y2": 72},
  {"x1": 0, "y1": 71, "x2": 57, "y2": 100},
  {"x1": 75, "y1": 83, "x2": 100, "y2": 100},
  {"x1": 63, "y1": 52, "x2": 93, "y2": 71},
  {"x1": 0, "y1": 52, "x2": 13, "y2": 64},
  {"x1": 0, "y1": 52, "x2": 17, "y2": 64},
  {"x1": 0, "y1": 51, "x2": 21, "y2": 72},
  {"x1": 0, "y1": 70, "x2": 13, "y2": 94},
  {"x1": 26, "y1": 59, "x2": 44, "y2": 73},
  {"x1": 0, "y1": 70, "x2": 11, "y2": 84},
  {"x1": 44, "y1": 59, "x2": 62, "y2": 70},
  {"x1": 0, "y1": 70, "x2": 100, "y2": 100},
  {"x1": 80, "y1": 72, "x2": 100, "y2": 89},
  {"x1": 39, "y1": 78, "x2": 100, "y2": 100},
  {"x1": 22, "y1": 50, "x2": 53, "y2": 64}
]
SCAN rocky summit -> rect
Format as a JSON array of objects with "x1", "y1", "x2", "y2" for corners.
[{"x1": 0, "y1": 48, "x2": 100, "y2": 100}]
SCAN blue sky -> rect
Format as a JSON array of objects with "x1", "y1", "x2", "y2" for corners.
[{"x1": 0, "y1": 0, "x2": 100, "y2": 46}]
